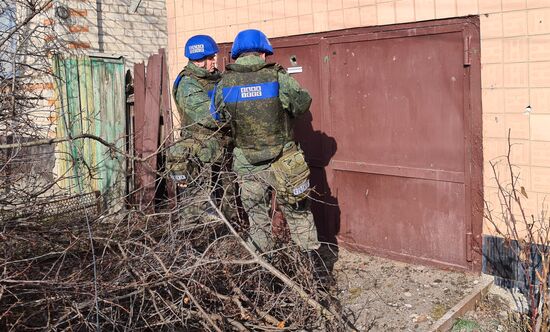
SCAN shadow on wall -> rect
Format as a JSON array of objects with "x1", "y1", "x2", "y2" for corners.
[{"x1": 294, "y1": 111, "x2": 340, "y2": 245}]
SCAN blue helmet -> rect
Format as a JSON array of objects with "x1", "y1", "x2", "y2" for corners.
[
  {"x1": 184, "y1": 35, "x2": 219, "y2": 60},
  {"x1": 231, "y1": 29, "x2": 273, "y2": 59}
]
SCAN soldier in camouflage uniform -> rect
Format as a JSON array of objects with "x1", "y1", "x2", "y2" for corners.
[
  {"x1": 215, "y1": 29, "x2": 320, "y2": 253},
  {"x1": 168, "y1": 35, "x2": 235, "y2": 219}
]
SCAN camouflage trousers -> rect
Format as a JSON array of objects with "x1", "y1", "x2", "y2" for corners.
[
  {"x1": 210, "y1": 161, "x2": 238, "y2": 221},
  {"x1": 176, "y1": 157, "x2": 237, "y2": 223},
  {"x1": 239, "y1": 168, "x2": 320, "y2": 253}
]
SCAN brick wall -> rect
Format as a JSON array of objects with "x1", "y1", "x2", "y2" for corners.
[
  {"x1": 165, "y1": 0, "x2": 550, "y2": 236},
  {"x1": 479, "y1": 1, "x2": 550, "y2": 234},
  {"x1": 52, "y1": 0, "x2": 168, "y2": 66}
]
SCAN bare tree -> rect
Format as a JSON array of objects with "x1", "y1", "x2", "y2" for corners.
[{"x1": 1, "y1": 0, "x2": 72, "y2": 209}]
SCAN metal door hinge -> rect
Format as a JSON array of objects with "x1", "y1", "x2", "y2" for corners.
[{"x1": 463, "y1": 35, "x2": 472, "y2": 67}]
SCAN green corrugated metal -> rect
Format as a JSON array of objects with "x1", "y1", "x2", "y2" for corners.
[{"x1": 53, "y1": 55, "x2": 126, "y2": 206}]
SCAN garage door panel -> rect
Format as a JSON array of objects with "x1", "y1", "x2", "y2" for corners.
[
  {"x1": 329, "y1": 32, "x2": 465, "y2": 173},
  {"x1": 336, "y1": 171, "x2": 467, "y2": 267},
  {"x1": 326, "y1": 24, "x2": 477, "y2": 270},
  {"x1": 309, "y1": 167, "x2": 340, "y2": 242}
]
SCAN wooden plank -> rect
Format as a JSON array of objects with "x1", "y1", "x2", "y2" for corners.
[
  {"x1": 65, "y1": 58, "x2": 82, "y2": 192},
  {"x1": 112, "y1": 60, "x2": 127, "y2": 206},
  {"x1": 159, "y1": 49, "x2": 176, "y2": 205},
  {"x1": 141, "y1": 53, "x2": 162, "y2": 210},
  {"x1": 77, "y1": 56, "x2": 92, "y2": 192},
  {"x1": 102, "y1": 61, "x2": 115, "y2": 196},
  {"x1": 134, "y1": 63, "x2": 146, "y2": 158},
  {"x1": 133, "y1": 62, "x2": 146, "y2": 206},
  {"x1": 89, "y1": 56, "x2": 126, "y2": 209},
  {"x1": 430, "y1": 276, "x2": 493, "y2": 332},
  {"x1": 159, "y1": 49, "x2": 173, "y2": 146},
  {"x1": 82, "y1": 56, "x2": 99, "y2": 192},
  {"x1": 52, "y1": 57, "x2": 70, "y2": 190},
  {"x1": 126, "y1": 71, "x2": 135, "y2": 202},
  {"x1": 91, "y1": 59, "x2": 106, "y2": 194},
  {"x1": 61, "y1": 58, "x2": 71, "y2": 191}
]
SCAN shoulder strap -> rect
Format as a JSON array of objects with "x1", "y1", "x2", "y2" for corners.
[
  {"x1": 225, "y1": 61, "x2": 279, "y2": 73},
  {"x1": 209, "y1": 84, "x2": 220, "y2": 121},
  {"x1": 172, "y1": 69, "x2": 185, "y2": 99}
]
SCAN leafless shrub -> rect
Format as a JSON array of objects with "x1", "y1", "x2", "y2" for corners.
[{"x1": 485, "y1": 130, "x2": 550, "y2": 332}]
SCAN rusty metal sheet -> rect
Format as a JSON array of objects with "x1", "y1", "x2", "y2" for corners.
[
  {"x1": 328, "y1": 32, "x2": 465, "y2": 174},
  {"x1": 335, "y1": 171, "x2": 467, "y2": 268}
]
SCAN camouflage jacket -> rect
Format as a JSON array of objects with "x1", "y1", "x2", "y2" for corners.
[
  {"x1": 215, "y1": 55, "x2": 312, "y2": 173},
  {"x1": 174, "y1": 61, "x2": 222, "y2": 131},
  {"x1": 173, "y1": 62, "x2": 228, "y2": 163}
]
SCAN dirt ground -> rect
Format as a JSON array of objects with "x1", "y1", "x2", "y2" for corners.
[{"x1": 333, "y1": 248, "x2": 480, "y2": 331}]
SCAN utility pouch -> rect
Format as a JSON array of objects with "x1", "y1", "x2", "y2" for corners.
[
  {"x1": 271, "y1": 142, "x2": 311, "y2": 205},
  {"x1": 165, "y1": 141, "x2": 199, "y2": 188}
]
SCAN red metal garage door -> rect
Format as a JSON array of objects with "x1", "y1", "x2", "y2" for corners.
[{"x1": 219, "y1": 17, "x2": 482, "y2": 271}]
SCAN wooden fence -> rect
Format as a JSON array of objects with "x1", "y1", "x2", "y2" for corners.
[
  {"x1": 132, "y1": 49, "x2": 174, "y2": 210},
  {"x1": 52, "y1": 50, "x2": 174, "y2": 211},
  {"x1": 53, "y1": 55, "x2": 126, "y2": 208}
]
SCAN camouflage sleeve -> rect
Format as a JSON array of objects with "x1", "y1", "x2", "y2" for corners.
[
  {"x1": 278, "y1": 71, "x2": 312, "y2": 118},
  {"x1": 214, "y1": 82, "x2": 230, "y2": 122},
  {"x1": 176, "y1": 77, "x2": 218, "y2": 129}
]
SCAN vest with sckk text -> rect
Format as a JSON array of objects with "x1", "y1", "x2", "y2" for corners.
[{"x1": 220, "y1": 63, "x2": 292, "y2": 164}]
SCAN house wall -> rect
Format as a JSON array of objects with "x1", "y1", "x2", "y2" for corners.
[
  {"x1": 165, "y1": 0, "x2": 550, "y2": 236},
  {"x1": 48, "y1": 0, "x2": 168, "y2": 66}
]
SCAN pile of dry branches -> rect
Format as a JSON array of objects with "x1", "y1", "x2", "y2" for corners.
[
  {"x1": 1, "y1": 187, "x2": 353, "y2": 331},
  {"x1": 1, "y1": 1, "x2": 356, "y2": 329}
]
